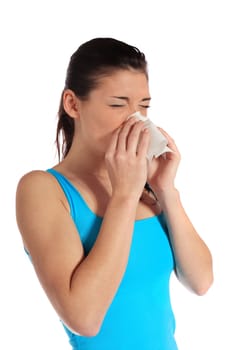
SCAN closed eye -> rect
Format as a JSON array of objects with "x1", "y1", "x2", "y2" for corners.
[
  {"x1": 109, "y1": 105, "x2": 126, "y2": 107},
  {"x1": 140, "y1": 105, "x2": 150, "y2": 109}
]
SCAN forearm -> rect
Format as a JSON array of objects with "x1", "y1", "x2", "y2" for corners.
[
  {"x1": 157, "y1": 188, "x2": 213, "y2": 295},
  {"x1": 68, "y1": 194, "x2": 138, "y2": 333}
]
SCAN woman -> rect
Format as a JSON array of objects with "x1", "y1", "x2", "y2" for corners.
[{"x1": 16, "y1": 37, "x2": 213, "y2": 350}]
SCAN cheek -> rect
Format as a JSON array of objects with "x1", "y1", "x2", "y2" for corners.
[
  {"x1": 80, "y1": 103, "x2": 128, "y2": 143},
  {"x1": 88, "y1": 112, "x2": 125, "y2": 137}
]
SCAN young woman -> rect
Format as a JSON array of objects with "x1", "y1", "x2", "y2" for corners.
[{"x1": 16, "y1": 37, "x2": 213, "y2": 350}]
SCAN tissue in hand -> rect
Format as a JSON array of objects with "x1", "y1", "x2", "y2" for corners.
[{"x1": 130, "y1": 111, "x2": 173, "y2": 160}]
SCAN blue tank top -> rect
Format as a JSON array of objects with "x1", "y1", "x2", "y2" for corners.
[{"x1": 46, "y1": 168, "x2": 178, "y2": 350}]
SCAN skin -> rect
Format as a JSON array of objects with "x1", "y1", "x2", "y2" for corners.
[{"x1": 16, "y1": 69, "x2": 213, "y2": 337}]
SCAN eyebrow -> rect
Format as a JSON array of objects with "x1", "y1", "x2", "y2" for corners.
[{"x1": 110, "y1": 96, "x2": 151, "y2": 102}]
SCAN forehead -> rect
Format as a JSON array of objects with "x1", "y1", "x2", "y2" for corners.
[{"x1": 95, "y1": 69, "x2": 149, "y2": 96}]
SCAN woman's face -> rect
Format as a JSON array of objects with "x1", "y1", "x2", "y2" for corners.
[{"x1": 76, "y1": 69, "x2": 151, "y2": 152}]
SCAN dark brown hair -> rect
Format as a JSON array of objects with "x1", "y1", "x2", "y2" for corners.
[{"x1": 56, "y1": 37, "x2": 148, "y2": 160}]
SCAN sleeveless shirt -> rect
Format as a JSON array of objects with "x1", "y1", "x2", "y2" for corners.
[{"x1": 41, "y1": 169, "x2": 178, "y2": 349}]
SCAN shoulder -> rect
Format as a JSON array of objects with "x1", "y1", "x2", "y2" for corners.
[
  {"x1": 17, "y1": 169, "x2": 53, "y2": 186},
  {"x1": 16, "y1": 169, "x2": 68, "y2": 210},
  {"x1": 16, "y1": 169, "x2": 60, "y2": 195},
  {"x1": 16, "y1": 169, "x2": 70, "y2": 216},
  {"x1": 16, "y1": 170, "x2": 71, "y2": 238}
]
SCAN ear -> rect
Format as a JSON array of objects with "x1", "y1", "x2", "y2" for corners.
[{"x1": 63, "y1": 89, "x2": 79, "y2": 119}]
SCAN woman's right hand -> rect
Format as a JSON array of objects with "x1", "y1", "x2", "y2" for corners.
[{"x1": 105, "y1": 117, "x2": 150, "y2": 201}]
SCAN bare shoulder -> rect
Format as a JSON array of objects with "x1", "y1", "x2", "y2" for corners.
[
  {"x1": 17, "y1": 169, "x2": 57, "y2": 193},
  {"x1": 16, "y1": 169, "x2": 70, "y2": 237},
  {"x1": 16, "y1": 169, "x2": 67, "y2": 206},
  {"x1": 16, "y1": 168, "x2": 83, "y2": 258}
]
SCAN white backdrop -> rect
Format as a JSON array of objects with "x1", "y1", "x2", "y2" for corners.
[{"x1": 1, "y1": 0, "x2": 232, "y2": 349}]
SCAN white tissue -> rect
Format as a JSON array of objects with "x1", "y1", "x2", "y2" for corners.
[{"x1": 130, "y1": 111, "x2": 173, "y2": 160}]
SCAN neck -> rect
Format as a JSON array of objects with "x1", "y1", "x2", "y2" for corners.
[{"x1": 59, "y1": 136, "x2": 109, "y2": 179}]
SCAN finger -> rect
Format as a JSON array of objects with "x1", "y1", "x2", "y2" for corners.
[
  {"x1": 117, "y1": 117, "x2": 139, "y2": 152},
  {"x1": 126, "y1": 120, "x2": 146, "y2": 153},
  {"x1": 106, "y1": 127, "x2": 121, "y2": 156},
  {"x1": 137, "y1": 128, "x2": 150, "y2": 158},
  {"x1": 157, "y1": 127, "x2": 173, "y2": 141},
  {"x1": 157, "y1": 127, "x2": 179, "y2": 152}
]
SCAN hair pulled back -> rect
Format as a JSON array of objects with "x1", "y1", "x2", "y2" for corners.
[{"x1": 56, "y1": 37, "x2": 148, "y2": 160}]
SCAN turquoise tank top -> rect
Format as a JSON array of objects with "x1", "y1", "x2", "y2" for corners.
[{"x1": 46, "y1": 168, "x2": 178, "y2": 350}]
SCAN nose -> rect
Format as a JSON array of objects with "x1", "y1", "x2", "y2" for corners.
[
  {"x1": 128, "y1": 110, "x2": 140, "y2": 118},
  {"x1": 123, "y1": 110, "x2": 139, "y2": 123},
  {"x1": 127, "y1": 105, "x2": 140, "y2": 117}
]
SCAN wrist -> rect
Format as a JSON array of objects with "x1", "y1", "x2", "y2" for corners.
[
  {"x1": 155, "y1": 187, "x2": 180, "y2": 207},
  {"x1": 110, "y1": 191, "x2": 139, "y2": 208},
  {"x1": 107, "y1": 194, "x2": 138, "y2": 220}
]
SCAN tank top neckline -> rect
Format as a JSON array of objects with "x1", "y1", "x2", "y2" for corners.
[{"x1": 47, "y1": 168, "x2": 163, "y2": 223}]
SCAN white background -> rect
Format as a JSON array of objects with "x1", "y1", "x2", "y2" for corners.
[{"x1": 1, "y1": 0, "x2": 232, "y2": 349}]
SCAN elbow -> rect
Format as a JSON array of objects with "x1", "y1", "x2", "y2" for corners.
[
  {"x1": 64, "y1": 323, "x2": 101, "y2": 338},
  {"x1": 195, "y1": 273, "x2": 214, "y2": 296},
  {"x1": 197, "y1": 260, "x2": 214, "y2": 296},
  {"x1": 58, "y1": 294, "x2": 106, "y2": 337},
  {"x1": 177, "y1": 267, "x2": 214, "y2": 296},
  {"x1": 196, "y1": 281, "x2": 213, "y2": 296},
  {"x1": 63, "y1": 313, "x2": 103, "y2": 337},
  {"x1": 78, "y1": 323, "x2": 101, "y2": 337}
]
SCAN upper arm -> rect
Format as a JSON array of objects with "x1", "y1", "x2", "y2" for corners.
[{"x1": 16, "y1": 170, "x2": 85, "y2": 323}]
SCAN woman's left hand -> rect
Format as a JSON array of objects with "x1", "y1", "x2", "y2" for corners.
[{"x1": 147, "y1": 127, "x2": 181, "y2": 193}]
